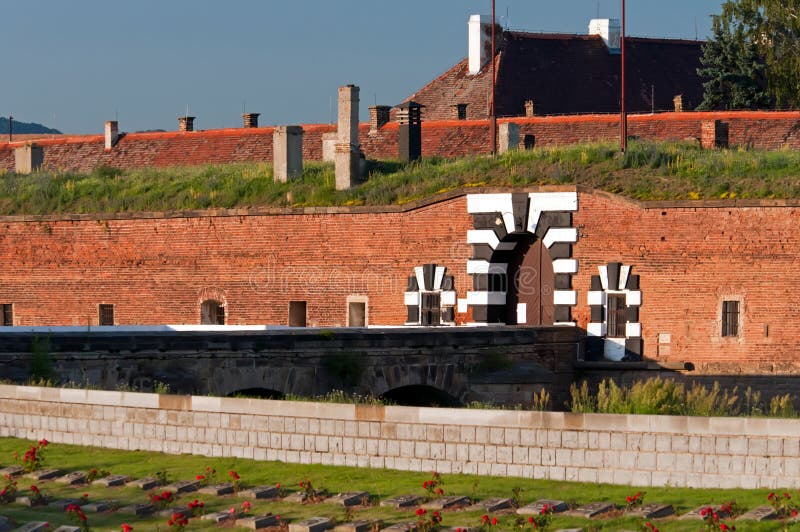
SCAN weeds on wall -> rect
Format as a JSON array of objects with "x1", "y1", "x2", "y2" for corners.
[
  {"x1": 568, "y1": 377, "x2": 798, "y2": 418},
  {"x1": 29, "y1": 335, "x2": 55, "y2": 384}
]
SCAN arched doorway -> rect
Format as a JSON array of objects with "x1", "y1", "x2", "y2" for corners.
[{"x1": 504, "y1": 235, "x2": 554, "y2": 326}]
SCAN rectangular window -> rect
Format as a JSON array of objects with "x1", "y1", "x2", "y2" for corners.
[
  {"x1": 722, "y1": 300, "x2": 740, "y2": 337},
  {"x1": 456, "y1": 104, "x2": 468, "y2": 120},
  {"x1": 2, "y1": 304, "x2": 12, "y2": 326},
  {"x1": 420, "y1": 292, "x2": 441, "y2": 326},
  {"x1": 348, "y1": 302, "x2": 366, "y2": 327},
  {"x1": 606, "y1": 294, "x2": 627, "y2": 338},
  {"x1": 98, "y1": 304, "x2": 114, "y2": 326},
  {"x1": 289, "y1": 301, "x2": 307, "y2": 327}
]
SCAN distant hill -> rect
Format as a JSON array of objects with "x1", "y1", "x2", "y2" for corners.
[{"x1": 0, "y1": 117, "x2": 61, "y2": 135}]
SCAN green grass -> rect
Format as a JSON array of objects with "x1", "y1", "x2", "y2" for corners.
[
  {"x1": 2, "y1": 141, "x2": 800, "y2": 215},
  {"x1": 0, "y1": 437, "x2": 791, "y2": 530}
]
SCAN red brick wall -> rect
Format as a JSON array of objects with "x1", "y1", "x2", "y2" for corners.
[
  {"x1": 2, "y1": 112, "x2": 799, "y2": 172},
  {"x1": 573, "y1": 191, "x2": 800, "y2": 373},
  {"x1": 0, "y1": 199, "x2": 473, "y2": 327},
  {"x1": 2, "y1": 189, "x2": 800, "y2": 375}
]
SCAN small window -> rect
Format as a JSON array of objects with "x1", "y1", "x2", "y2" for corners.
[
  {"x1": 488, "y1": 273, "x2": 507, "y2": 292},
  {"x1": 98, "y1": 304, "x2": 114, "y2": 326},
  {"x1": 201, "y1": 300, "x2": 225, "y2": 325},
  {"x1": 456, "y1": 104, "x2": 468, "y2": 120},
  {"x1": 722, "y1": 300, "x2": 739, "y2": 337},
  {"x1": 420, "y1": 292, "x2": 441, "y2": 326},
  {"x1": 289, "y1": 301, "x2": 307, "y2": 327},
  {"x1": 348, "y1": 302, "x2": 366, "y2": 327},
  {"x1": 524, "y1": 134, "x2": 536, "y2": 150},
  {"x1": 606, "y1": 294, "x2": 627, "y2": 338},
  {"x1": 2, "y1": 304, "x2": 12, "y2": 326}
]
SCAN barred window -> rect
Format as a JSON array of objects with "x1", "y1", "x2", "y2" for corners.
[
  {"x1": 201, "y1": 300, "x2": 225, "y2": 325},
  {"x1": 2, "y1": 304, "x2": 12, "y2": 326},
  {"x1": 722, "y1": 300, "x2": 739, "y2": 337},
  {"x1": 98, "y1": 304, "x2": 114, "y2": 326},
  {"x1": 420, "y1": 292, "x2": 441, "y2": 326},
  {"x1": 606, "y1": 294, "x2": 627, "y2": 338}
]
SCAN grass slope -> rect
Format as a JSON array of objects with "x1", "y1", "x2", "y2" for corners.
[
  {"x1": 2, "y1": 141, "x2": 800, "y2": 215},
  {"x1": 0, "y1": 437, "x2": 788, "y2": 530}
]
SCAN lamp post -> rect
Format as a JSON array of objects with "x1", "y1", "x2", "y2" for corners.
[
  {"x1": 490, "y1": 0, "x2": 497, "y2": 155},
  {"x1": 8, "y1": 114, "x2": 12, "y2": 143},
  {"x1": 620, "y1": 0, "x2": 627, "y2": 152}
]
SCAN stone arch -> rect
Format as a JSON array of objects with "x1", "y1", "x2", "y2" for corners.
[
  {"x1": 466, "y1": 192, "x2": 578, "y2": 325},
  {"x1": 363, "y1": 364, "x2": 470, "y2": 403}
]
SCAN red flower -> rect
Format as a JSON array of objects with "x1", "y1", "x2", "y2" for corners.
[
  {"x1": 415, "y1": 508, "x2": 426, "y2": 516},
  {"x1": 229, "y1": 470, "x2": 240, "y2": 480},
  {"x1": 768, "y1": 492, "x2": 776, "y2": 501},
  {"x1": 276, "y1": 483, "x2": 281, "y2": 489},
  {"x1": 435, "y1": 487, "x2": 444, "y2": 495},
  {"x1": 242, "y1": 500, "x2": 251, "y2": 512},
  {"x1": 39, "y1": 439, "x2": 49, "y2": 447},
  {"x1": 491, "y1": 517, "x2": 498, "y2": 526},
  {"x1": 121, "y1": 525, "x2": 133, "y2": 532},
  {"x1": 527, "y1": 516, "x2": 534, "y2": 523},
  {"x1": 196, "y1": 474, "x2": 205, "y2": 481},
  {"x1": 30, "y1": 485, "x2": 39, "y2": 493},
  {"x1": 792, "y1": 509, "x2": 799, "y2": 518},
  {"x1": 481, "y1": 514, "x2": 489, "y2": 524},
  {"x1": 720, "y1": 525, "x2": 729, "y2": 531}
]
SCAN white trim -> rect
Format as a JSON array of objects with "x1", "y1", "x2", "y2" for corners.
[
  {"x1": 626, "y1": 322, "x2": 642, "y2": 337},
  {"x1": 587, "y1": 322, "x2": 606, "y2": 337},
  {"x1": 618, "y1": 265, "x2": 631, "y2": 291},
  {"x1": 553, "y1": 290, "x2": 577, "y2": 306},
  {"x1": 599, "y1": 265, "x2": 609, "y2": 290},
  {"x1": 404, "y1": 292, "x2": 420, "y2": 306},
  {"x1": 466, "y1": 193, "x2": 512, "y2": 214},
  {"x1": 457, "y1": 298, "x2": 468, "y2": 313},
  {"x1": 467, "y1": 260, "x2": 509, "y2": 274},
  {"x1": 414, "y1": 266, "x2": 426, "y2": 291},
  {"x1": 467, "y1": 229, "x2": 500, "y2": 249},
  {"x1": 527, "y1": 192, "x2": 579, "y2": 233},
  {"x1": 466, "y1": 291, "x2": 507, "y2": 305},
  {"x1": 604, "y1": 338, "x2": 627, "y2": 361},
  {"x1": 626, "y1": 291, "x2": 642, "y2": 306},
  {"x1": 440, "y1": 291, "x2": 457, "y2": 307},
  {"x1": 543, "y1": 227, "x2": 578, "y2": 248},
  {"x1": 552, "y1": 259, "x2": 578, "y2": 274},
  {"x1": 516, "y1": 303, "x2": 527, "y2": 324},
  {"x1": 466, "y1": 322, "x2": 493, "y2": 327},
  {"x1": 433, "y1": 266, "x2": 446, "y2": 291},
  {"x1": 587, "y1": 291, "x2": 605, "y2": 306},
  {"x1": 554, "y1": 321, "x2": 577, "y2": 327}
]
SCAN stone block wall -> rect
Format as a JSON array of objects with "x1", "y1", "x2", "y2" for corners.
[{"x1": 1, "y1": 385, "x2": 800, "y2": 489}]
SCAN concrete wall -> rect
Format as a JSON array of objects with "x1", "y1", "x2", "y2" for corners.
[{"x1": 1, "y1": 384, "x2": 799, "y2": 489}]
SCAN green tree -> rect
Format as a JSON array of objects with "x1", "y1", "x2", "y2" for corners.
[
  {"x1": 697, "y1": 15, "x2": 770, "y2": 110},
  {"x1": 713, "y1": 1, "x2": 800, "y2": 108}
]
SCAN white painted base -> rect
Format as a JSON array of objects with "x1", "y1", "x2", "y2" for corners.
[{"x1": 604, "y1": 338, "x2": 627, "y2": 361}]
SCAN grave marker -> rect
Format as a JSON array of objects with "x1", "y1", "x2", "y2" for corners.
[
  {"x1": 566, "y1": 502, "x2": 615, "y2": 519},
  {"x1": 198, "y1": 482, "x2": 234, "y2": 496},
  {"x1": 422, "y1": 495, "x2": 470, "y2": 510},
  {"x1": 380, "y1": 495, "x2": 422, "y2": 508},
  {"x1": 56, "y1": 471, "x2": 87, "y2": 485},
  {"x1": 517, "y1": 500, "x2": 568, "y2": 515},
  {"x1": 289, "y1": 517, "x2": 333, "y2": 532},
  {"x1": 627, "y1": 503, "x2": 675, "y2": 519},
  {"x1": 239, "y1": 485, "x2": 280, "y2": 499},
  {"x1": 473, "y1": 497, "x2": 512, "y2": 512},
  {"x1": 327, "y1": 491, "x2": 370, "y2": 507},
  {"x1": 738, "y1": 506, "x2": 777, "y2": 521},
  {"x1": 24, "y1": 469, "x2": 61, "y2": 481},
  {"x1": 334, "y1": 520, "x2": 375, "y2": 532},
  {"x1": 118, "y1": 502, "x2": 155, "y2": 516},
  {"x1": 92, "y1": 474, "x2": 129, "y2": 487},
  {"x1": 237, "y1": 514, "x2": 281, "y2": 529},
  {"x1": 162, "y1": 480, "x2": 199, "y2": 494},
  {"x1": 127, "y1": 477, "x2": 160, "y2": 490}
]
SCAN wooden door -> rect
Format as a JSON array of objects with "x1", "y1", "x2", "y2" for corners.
[{"x1": 506, "y1": 238, "x2": 554, "y2": 325}]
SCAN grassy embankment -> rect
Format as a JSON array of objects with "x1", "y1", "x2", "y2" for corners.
[
  {"x1": 1, "y1": 141, "x2": 800, "y2": 215},
  {"x1": 0, "y1": 437, "x2": 787, "y2": 531}
]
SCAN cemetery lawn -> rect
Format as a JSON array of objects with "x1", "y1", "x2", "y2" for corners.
[{"x1": 0, "y1": 437, "x2": 788, "y2": 530}]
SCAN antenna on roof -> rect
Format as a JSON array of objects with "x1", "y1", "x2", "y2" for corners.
[
  {"x1": 242, "y1": 100, "x2": 246, "y2": 114},
  {"x1": 329, "y1": 95, "x2": 333, "y2": 125},
  {"x1": 694, "y1": 17, "x2": 698, "y2": 40},
  {"x1": 597, "y1": 0, "x2": 600, "y2": 19}
]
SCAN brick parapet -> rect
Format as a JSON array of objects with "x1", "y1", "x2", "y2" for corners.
[{"x1": 1, "y1": 385, "x2": 799, "y2": 489}]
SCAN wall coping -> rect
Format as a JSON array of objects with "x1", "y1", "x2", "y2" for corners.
[
  {"x1": 3, "y1": 384, "x2": 799, "y2": 438},
  {"x1": 1, "y1": 185, "x2": 799, "y2": 224}
]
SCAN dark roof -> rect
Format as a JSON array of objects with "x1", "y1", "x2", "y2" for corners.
[{"x1": 403, "y1": 31, "x2": 704, "y2": 119}]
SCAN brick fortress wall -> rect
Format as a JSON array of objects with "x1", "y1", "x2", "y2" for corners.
[
  {"x1": 1, "y1": 111, "x2": 799, "y2": 171},
  {"x1": 1, "y1": 385, "x2": 799, "y2": 489},
  {"x1": 1, "y1": 188, "x2": 800, "y2": 375}
]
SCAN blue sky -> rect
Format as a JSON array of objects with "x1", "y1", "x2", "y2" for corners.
[{"x1": 3, "y1": 0, "x2": 723, "y2": 134}]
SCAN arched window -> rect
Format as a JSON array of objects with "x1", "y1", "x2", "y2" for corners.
[{"x1": 201, "y1": 299, "x2": 225, "y2": 325}]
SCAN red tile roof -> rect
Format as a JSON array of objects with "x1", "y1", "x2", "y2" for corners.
[{"x1": 401, "y1": 31, "x2": 704, "y2": 119}]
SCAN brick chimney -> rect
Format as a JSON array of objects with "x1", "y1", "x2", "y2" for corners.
[
  {"x1": 104, "y1": 121, "x2": 119, "y2": 151},
  {"x1": 369, "y1": 106, "x2": 390, "y2": 132},
  {"x1": 524, "y1": 100, "x2": 535, "y2": 117},
  {"x1": 178, "y1": 116, "x2": 195, "y2": 132},
  {"x1": 242, "y1": 113, "x2": 260, "y2": 128},
  {"x1": 468, "y1": 15, "x2": 502, "y2": 75},
  {"x1": 589, "y1": 19, "x2": 621, "y2": 53},
  {"x1": 673, "y1": 95, "x2": 684, "y2": 112}
]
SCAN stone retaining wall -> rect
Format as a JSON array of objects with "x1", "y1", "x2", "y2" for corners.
[{"x1": 1, "y1": 385, "x2": 799, "y2": 489}]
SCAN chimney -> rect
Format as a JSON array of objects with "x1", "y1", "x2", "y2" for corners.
[
  {"x1": 273, "y1": 126, "x2": 304, "y2": 182},
  {"x1": 242, "y1": 113, "x2": 260, "y2": 128},
  {"x1": 524, "y1": 100, "x2": 535, "y2": 117},
  {"x1": 589, "y1": 19, "x2": 621, "y2": 54},
  {"x1": 369, "y1": 105, "x2": 391, "y2": 132},
  {"x1": 335, "y1": 85, "x2": 360, "y2": 190},
  {"x1": 178, "y1": 116, "x2": 195, "y2": 132},
  {"x1": 673, "y1": 95, "x2": 684, "y2": 112},
  {"x1": 468, "y1": 14, "x2": 500, "y2": 75},
  {"x1": 396, "y1": 101, "x2": 424, "y2": 162},
  {"x1": 104, "y1": 121, "x2": 119, "y2": 151},
  {"x1": 498, "y1": 123, "x2": 520, "y2": 154}
]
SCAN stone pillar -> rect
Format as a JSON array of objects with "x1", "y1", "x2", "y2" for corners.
[
  {"x1": 14, "y1": 145, "x2": 44, "y2": 174},
  {"x1": 498, "y1": 123, "x2": 520, "y2": 154},
  {"x1": 673, "y1": 95, "x2": 683, "y2": 112},
  {"x1": 369, "y1": 105, "x2": 391, "y2": 132},
  {"x1": 178, "y1": 116, "x2": 195, "y2": 132},
  {"x1": 104, "y1": 121, "x2": 119, "y2": 152},
  {"x1": 701, "y1": 120, "x2": 729, "y2": 149},
  {"x1": 335, "y1": 85, "x2": 360, "y2": 190},
  {"x1": 242, "y1": 113, "x2": 260, "y2": 128},
  {"x1": 273, "y1": 126, "x2": 304, "y2": 182},
  {"x1": 524, "y1": 100, "x2": 535, "y2": 117}
]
